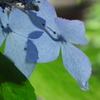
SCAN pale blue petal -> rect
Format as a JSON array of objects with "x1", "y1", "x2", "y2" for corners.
[
  {"x1": 0, "y1": 7, "x2": 8, "y2": 27},
  {"x1": 9, "y1": 9, "x2": 40, "y2": 38},
  {"x1": 4, "y1": 33, "x2": 36, "y2": 78},
  {"x1": 0, "y1": 8, "x2": 8, "y2": 46},
  {"x1": 27, "y1": 0, "x2": 60, "y2": 63},
  {"x1": 61, "y1": 43, "x2": 91, "y2": 91},
  {"x1": 35, "y1": 0, "x2": 59, "y2": 34},
  {"x1": 56, "y1": 17, "x2": 88, "y2": 45},
  {"x1": 36, "y1": 0, "x2": 57, "y2": 19},
  {"x1": 32, "y1": 32, "x2": 60, "y2": 63}
]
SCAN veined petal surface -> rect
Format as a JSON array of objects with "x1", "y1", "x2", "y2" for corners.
[
  {"x1": 4, "y1": 33, "x2": 35, "y2": 78},
  {"x1": 9, "y1": 9, "x2": 40, "y2": 38},
  {"x1": 28, "y1": 0, "x2": 61, "y2": 63},
  {"x1": 56, "y1": 17, "x2": 88, "y2": 45},
  {"x1": 32, "y1": 32, "x2": 60, "y2": 63},
  {"x1": 36, "y1": 0, "x2": 57, "y2": 20},
  {"x1": 61, "y1": 42, "x2": 91, "y2": 91},
  {"x1": 0, "y1": 7, "x2": 8, "y2": 27},
  {"x1": 35, "y1": 0, "x2": 60, "y2": 37}
]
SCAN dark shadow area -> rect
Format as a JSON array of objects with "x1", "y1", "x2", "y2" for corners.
[
  {"x1": 26, "y1": 31, "x2": 43, "y2": 63},
  {"x1": 55, "y1": 1, "x2": 92, "y2": 20},
  {"x1": 92, "y1": 64, "x2": 100, "y2": 79},
  {"x1": 28, "y1": 11, "x2": 46, "y2": 29}
]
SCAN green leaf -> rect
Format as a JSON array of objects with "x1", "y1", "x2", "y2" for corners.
[
  {"x1": 30, "y1": 54, "x2": 100, "y2": 100},
  {"x1": 0, "y1": 52, "x2": 36, "y2": 100},
  {"x1": 0, "y1": 40, "x2": 6, "y2": 54}
]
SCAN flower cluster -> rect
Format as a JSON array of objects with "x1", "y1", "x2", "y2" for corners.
[{"x1": 0, "y1": 0, "x2": 91, "y2": 91}]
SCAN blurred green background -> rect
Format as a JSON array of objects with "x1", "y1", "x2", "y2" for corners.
[{"x1": 29, "y1": 0, "x2": 100, "y2": 100}]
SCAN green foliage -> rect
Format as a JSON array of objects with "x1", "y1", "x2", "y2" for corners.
[
  {"x1": 0, "y1": 52, "x2": 36, "y2": 100},
  {"x1": 76, "y1": 0, "x2": 84, "y2": 4},
  {"x1": 84, "y1": 0, "x2": 100, "y2": 66},
  {"x1": 30, "y1": 55, "x2": 100, "y2": 100},
  {"x1": 0, "y1": 40, "x2": 5, "y2": 54}
]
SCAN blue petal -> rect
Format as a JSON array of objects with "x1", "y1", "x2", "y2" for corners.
[
  {"x1": 56, "y1": 17, "x2": 88, "y2": 45},
  {"x1": 28, "y1": 31, "x2": 43, "y2": 39},
  {"x1": 28, "y1": 11, "x2": 46, "y2": 30},
  {"x1": 36, "y1": 0, "x2": 57, "y2": 19},
  {"x1": 26, "y1": 31, "x2": 43, "y2": 63},
  {"x1": 28, "y1": 0, "x2": 61, "y2": 63},
  {"x1": 61, "y1": 43, "x2": 91, "y2": 90},
  {"x1": 4, "y1": 33, "x2": 36, "y2": 78},
  {"x1": 0, "y1": 8, "x2": 8, "y2": 46},
  {"x1": 9, "y1": 9, "x2": 40, "y2": 38},
  {"x1": 35, "y1": 0, "x2": 59, "y2": 34},
  {"x1": 0, "y1": 7, "x2": 8, "y2": 27},
  {"x1": 32, "y1": 32, "x2": 60, "y2": 63},
  {"x1": 26, "y1": 40, "x2": 38, "y2": 63}
]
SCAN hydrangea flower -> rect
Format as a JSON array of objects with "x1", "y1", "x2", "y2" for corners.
[
  {"x1": 0, "y1": 7, "x2": 42, "y2": 77},
  {"x1": 55, "y1": 17, "x2": 91, "y2": 91},
  {"x1": 28, "y1": 0, "x2": 61, "y2": 62},
  {"x1": 29, "y1": 0, "x2": 92, "y2": 90}
]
